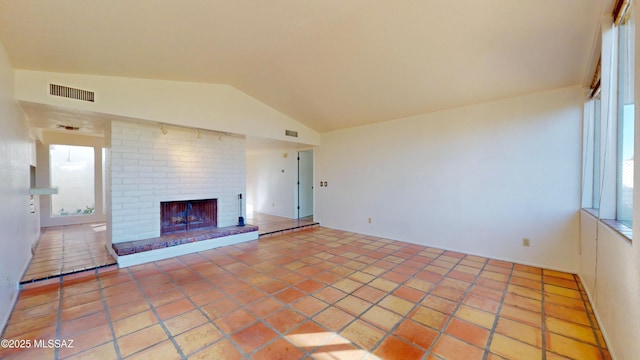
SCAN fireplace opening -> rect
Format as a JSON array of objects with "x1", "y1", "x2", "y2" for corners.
[{"x1": 161, "y1": 199, "x2": 217, "y2": 235}]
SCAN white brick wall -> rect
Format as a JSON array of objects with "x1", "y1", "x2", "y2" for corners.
[{"x1": 110, "y1": 120, "x2": 246, "y2": 243}]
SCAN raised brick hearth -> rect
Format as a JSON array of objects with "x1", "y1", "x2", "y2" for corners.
[
  {"x1": 112, "y1": 224, "x2": 258, "y2": 256},
  {"x1": 110, "y1": 224, "x2": 259, "y2": 267}
]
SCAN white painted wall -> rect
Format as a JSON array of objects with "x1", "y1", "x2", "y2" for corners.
[
  {"x1": 592, "y1": 225, "x2": 639, "y2": 360},
  {"x1": 577, "y1": 8, "x2": 640, "y2": 360},
  {"x1": 580, "y1": 212, "x2": 639, "y2": 360},
  {"x1": 246, "y1": 150, "x2": 297, "y2": 218},
  {"x1": 110, "y1": 120, "x2": 245, "y2": 243},
  {"x1": 579, "y1": 211, "x2": 598, "y2": 293},
  {"x1": 37, "y1": 132, "x2": 106, "y2": 227},
  {"x1": 316, "y1": 86, "x2": 583, "y2": 272},
  {"x1": 0, "y1": 42, "x2": 40, "y2": 332},
  {"x1": 14, "y1": 70, "x2": 321, "y2": 146}
]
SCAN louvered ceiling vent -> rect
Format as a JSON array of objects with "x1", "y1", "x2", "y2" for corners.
[
  {"x1": 285, "y1": 129, "x2": 298, "y2": 138},
  {"x1": 49, "y1": 84, "x2": 95, "y2": 102}
]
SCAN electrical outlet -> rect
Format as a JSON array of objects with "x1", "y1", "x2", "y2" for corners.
[
  {"x1": 368, "y1": 217, "x2": 372, "y2": 224},
  {"x1": 522, "y1": 238, "x2": 531, "y2": 247}
]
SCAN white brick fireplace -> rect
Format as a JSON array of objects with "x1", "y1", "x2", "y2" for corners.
[{"x1": 108, "y1": 120, "x2": 246, "y2": 244}]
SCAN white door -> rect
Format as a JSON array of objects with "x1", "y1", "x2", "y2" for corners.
[{"x1": 297, "y1": 150, "x2": 314, "y2": 218}]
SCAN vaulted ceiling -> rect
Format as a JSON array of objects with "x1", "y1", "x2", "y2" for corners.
[{"x1": 0, "y1": 0, "x2": 606, "y2": 133}]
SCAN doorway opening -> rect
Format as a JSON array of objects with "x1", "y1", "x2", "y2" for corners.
[
  {"x1": 24, "y1": 141, "x2": 114, "y2": 284},
  {"x1": 50, "y1": 144, "x2": 96, "y2": 217},
  {"x1": 297, "y1": 150, "x2": 314, "y2": 220}
]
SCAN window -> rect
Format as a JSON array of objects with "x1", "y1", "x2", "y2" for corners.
[
  {"x1": 593, "y1": 95, "x2": 602, "y2": 210},
  {"x1": 616, "y1": 4, "x2": 635, "y2": 227},
  {"x1": 582, "y1": 93, "x2": 602, "y2": 211},
  {"x1": 581, "y1": 1, "x2": 635, "y2": 239},
  {"x1": 50, "y1": 144, "x2": 96, "y2": 217}
]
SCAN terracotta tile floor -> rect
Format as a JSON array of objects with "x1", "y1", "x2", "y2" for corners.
[
  {"x1": 21, "y1": 223, "x2": 116, "y2": 283},
  {"x1": 3, "y1": 227, "x2": 609, "y2": 359},
  {"x1": 248, "y1": 212, "x2": 317, "y2": 236},
  {"x1": 22, "y1": 214, "x2": 308, "y2": 284}
]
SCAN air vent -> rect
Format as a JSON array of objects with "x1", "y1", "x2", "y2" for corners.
[
  {"x1": 49, "y1": 84, "x2": 95, "y2": 102},
  {"x1": 285, "y1": 129, "x2": 298, "y2": 138}
]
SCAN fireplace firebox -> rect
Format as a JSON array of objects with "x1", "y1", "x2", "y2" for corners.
[{"x1": 161, "y1": 199, "x2": 217, "y2": 235}]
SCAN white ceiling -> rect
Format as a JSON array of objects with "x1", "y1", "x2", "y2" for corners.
[
  {"x1": 19, "y1": 102, "x2": 110, "y2": 136},
  {"x1": 1, "y1": 0, "x2": 606, "y2": 134}
]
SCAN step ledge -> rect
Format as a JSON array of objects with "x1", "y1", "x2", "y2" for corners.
[{"x1": 111, "y1": 225, "x2": 258, "y2": 268}]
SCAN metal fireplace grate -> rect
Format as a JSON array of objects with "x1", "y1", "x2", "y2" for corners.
[{"x1": 160, "y1": 199, "x2": 217, "y2": 234}]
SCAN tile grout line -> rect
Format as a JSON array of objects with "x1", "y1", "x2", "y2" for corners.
[
  {"x1": 204, "y1": 257, "x2": 287, "y2": 357},
  {"x1": 11, "y1": 226, "x2": 610, "y2": 359},
  {"x1": 542, "y1": 272, "x2": 609, "y2": 357},
  {"x1": 540, "y1": 272, "x2": 548, "y2": 360},
  {"x1": 229, "y1": 239, "x2": 346, "y2": 358},
  {"x1": 267, "y1": 230, "x2": 604, "y2": 357},
  {"x1": 21, "y1": 222, "x2": 115, "y2": 284},
  {"x1": 574, "y1": 273, "x2": 608, "y2": 358},
  {"x1": 296, "y1": 239, "x2": 465, "y2": 357},
  {"x1": 171, "y1": 254, "x2": 255, "y2": 358},
  {"x1": 327, "y1": 237, "x2": 474, "y2": 357},
  {"x1": 94, "y1": 268, "x2": 124, "y2": 360},
  {"x1": 482, "y1": 262, "x2": 515, "y2": 360},
  {"x1": 250, "y1": 243, "x2": 339, "y2": 358},
  {"x1": 53, "y1": 275, "x2": 63, "y2": 360},
  {"x1": 302, "y1": 240, "x2": 402, "y2": 356},
  {"x1": 359, "y1": 247, "x2": 462, "y2": 358},
  {"x1": 294, "y1": 237, "x2": 402, "y2": 356},
  {"x1": 183, "y1": 252, "x2": 285, "y2": 357},
  {"x1": 425, "y1": 254, "x2": 494, "y2": 359},
  {"x1": 217, "y1": 235, "x2": 393, "y2": 357},
  {"x1": 126, "y1": 265, "x2": 188, "y2": 359},
  {"x1": 298, "y1": 240, "x2": 372, "y2": 357}
]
